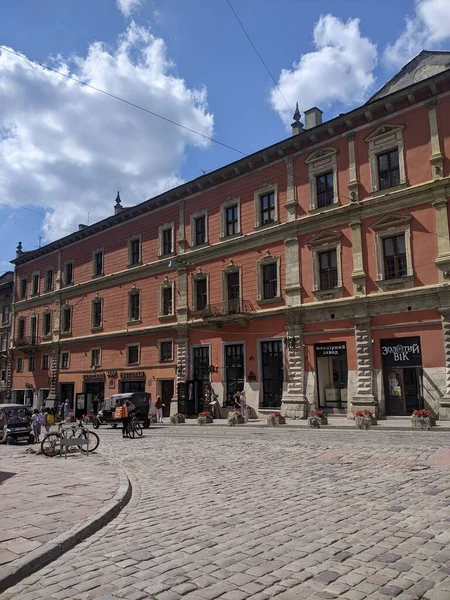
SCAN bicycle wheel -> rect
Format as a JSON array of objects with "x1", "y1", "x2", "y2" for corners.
[
  {"x1": 78, "y1": 429, "x2": 100, "y2": 453},
  {"x1": 126, "y1": 422, "x2": 135, "y2": 438},
  {"x1": 41, "y1": 433, "x2": 61, "y2": 457},
  {"x1": 134, "y1": 421, "x2": 143, "y2": 437}
]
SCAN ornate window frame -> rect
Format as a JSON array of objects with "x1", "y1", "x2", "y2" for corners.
[
  {"x1": 91, "y1": 295, "x2": 103, "y2": 331},
  {"x1": 63, "y1": 260, "x2": 74, "y2": 286},
  {"x1": 92, "y1": 249, "x2": 104, "y2": 278},
  {"x1": 60, "y1": 351, "x2": 71, "y2": 369},
  {"x1": 254, "y1": 182, "x2": 279, "y2": 229},
  {"x1": 308, "y1": 230, "x2": 343, "y2": 301},
  {"x1": 128, "y1": 285, "x2": 141, "y2": 324},
  {"x1": 127, "y1": 235, "x2": 142, "y2": 267},
  {"x1": 126, "y1": 343, "x2": 140, "y2": 366},
  {"x1": 31, "y1": 271, "x2": 40, "y2": 296},
  {"x1": 257, "y1": 251, "x2": 281, "y2": 303},
  {"x1": 191, "y1": 269, "x2": 209, "y2": 312},
  {"x1": 44, "y1": 268, "x2": 54, "y2": 293},
  {"x1": 159, "y1": 277, "x2": 175, "y2": 318},
  {"x1": 222, "y1": 260, "x2": 242, "y2": 305},
  {"x1": 61, "y1": 304, "x2": 72, "y2": 335},
  {"x1": 158, "y1": 222, "x2": 175, "y2": 257},
  {"x1": 190, "y1": 210, "x2": 209, "y2": 247},
  {"x1": 371, "y1": 213, "x2": 413, "y2": 291},
  {"x1": 90, "y1": 348, "x2": 102, "y2": 367},
  {"x1": 220, "y1": 196, "x2": 241, "y2": 239},
  {"x1": 365, "y1": 124, "x2": 407, "y2": 194},
  {"x1": 159, "y1": 338, "x2": 174, "y2": 362},
  {"x1": 42, "y1": 309, "x2": 52, "y2": 338},
  {"x1": 305, "y1": 147, "x2": 339, "y2": 211}
]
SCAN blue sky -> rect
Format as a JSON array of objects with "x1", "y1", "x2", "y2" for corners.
[{"x1": 0, "y1": 0, "x2": 449, "y2": 273}]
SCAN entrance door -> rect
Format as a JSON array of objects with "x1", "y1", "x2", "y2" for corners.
[
  {"x1": 261, "y1": 340, "x2": 283, "y2": 408},
  {"x1": 384, "y1": 368, "x2": 421, "y2": 415},
  {"x1": 160, "y1": 380, "x2": 174, "y2": 417},
  {"x1": 227, "y1": 272, "x2": 240, "y2": 314},
  {"x1": 403, "y1": 368, "x2": 421, "y2": 413},
  {"x1": 225, "y1": 344, "x2": 244, "y2": 406}
]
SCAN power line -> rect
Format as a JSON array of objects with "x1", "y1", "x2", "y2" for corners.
[{"x1": 224, "y1": 0, "x2": 293, "y2": 115}]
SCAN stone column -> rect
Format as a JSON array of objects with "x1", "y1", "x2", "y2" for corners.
[
  {"x1": 176, "y1": 266, "x2": 188, "y2": 325},
  {"x1": 49, "y1": 344, "x2": 60, "y2": 399},
  {"x1": 347, "y1": 133, "x2": 359, "y2": 202},
  {"x1": 350, "y1": 219, "x2": 366, "y2": 296},
  {"x1": 351, "y1": 318, "x2": 378, "y2": 416},
  {"x1": 5, "y1": 304, "x2": 14, "y2": 401},
  {"x1": 433, "y1": 195, "x2": 450, "y2": 282},
  {"x1": 439, "y1": 310, "x2": 450, "y2": 420},
  {"x1": 284, "y1": 237, "x2": 301, "y2": 307},
  {"x1": 281, "y1": 321, "x2": 308, "y2": 418},
  {"x1": 284, "y1": 157, "x2": 297, "y2": 222},
  {"x1": 171, "y1": 332, "x2": 189, "y2": 416},
  {"x1": 427, "y1": 99, "x2": 444, "y2": 180}
]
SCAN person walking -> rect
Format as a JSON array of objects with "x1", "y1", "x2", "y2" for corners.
[
  {"x1": 44, "y1": 407, "x2": 54, "y2": 433},
  {"x1": 31, "y1": 409, "x2": 42, "y2": 443},
  {"x1": 121, "y1": 400, "x2": 130, "y2": 438},
  {"x1": 234, "y1": 391, "x2": 242, "y2": 413},
  {"x1": 155, "y1": 396, "x2": 163, "y2": 423},
  {"x1": 240, "y1": 390, "x2": 248, "y2": 422},
  {"x1": 63, "y1": 399, "x2": 70, "y2": 420}
]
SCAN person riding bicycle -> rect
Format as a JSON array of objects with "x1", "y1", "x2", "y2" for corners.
[{"x1": 121, "y1": 400, "x2": 135, "y2": 438}]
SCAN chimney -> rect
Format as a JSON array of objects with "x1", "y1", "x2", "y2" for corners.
[
  {"x1": 291, "y1": 102, "x2": 303, "y2": 136},
  {"x1": 304, "y1": 107, "x2": 323, "y2": 130},
  {"x1": 78, "y1": 224, "x2": 87, "y2": 230},
  {"x1": 114, "y1": 191, "x2": 124, "y2": 215}
]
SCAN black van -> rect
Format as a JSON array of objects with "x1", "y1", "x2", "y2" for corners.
[{"x1": 93, "y1": 393, "x2": 151, "y2": 429}]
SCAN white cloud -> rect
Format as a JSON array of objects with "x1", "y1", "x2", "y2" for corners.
[
  {"x1": 0, "y1": 22, "x2": 213, "y2": 241},
  {"x1": 270, "y1": 15, "x2": 377, "y2": 128},
  {"x1": 117, "y1": 0, "x2": 144, "y2": 17},
  {"x1": 384, "y1": 0, "x2": 450, "y2": 67}
]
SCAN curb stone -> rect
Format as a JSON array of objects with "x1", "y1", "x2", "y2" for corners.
[{"x1": 0, "y1": 463, "x2": 131, "y2": 593}]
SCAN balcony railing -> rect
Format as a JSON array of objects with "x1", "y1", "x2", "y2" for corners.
[
  {"x1": 13, "y1": 335, "x2": 40, "y2": 348},
  {"x1": 202, "y1": 299, "x2": 254, "y2": 320}
]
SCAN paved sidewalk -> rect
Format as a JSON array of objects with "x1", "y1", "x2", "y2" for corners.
[{"x1": 0, "y1": 444, "x2": 120, "y2": 572}]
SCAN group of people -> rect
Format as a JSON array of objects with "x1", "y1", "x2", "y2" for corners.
[{"x1": 30, "y1": 407, "x2": 55, "y2": 443}]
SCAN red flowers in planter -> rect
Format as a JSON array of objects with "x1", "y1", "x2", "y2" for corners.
[
  {"x1": 355, "y1": 409, "x2": 373, "y2": 418},
  {"x1": 310, "y1": 410, "x2": 324, "y2": 417},
  {"x1": 272, "y1": 411, "x2": 282, "y2": 417},
  {"x1": 198, "y1": 411, "x2": 211, "y2": 417},
  {"x1": 412, "y1": 409, "x2": 431, "y2": 418}
]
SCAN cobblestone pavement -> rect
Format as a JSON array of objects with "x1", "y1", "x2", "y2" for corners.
[
  {"x1": 3, "y1": 428, "x2": 450, "y2": 600},
  {"x1": 0, "y1": 443, "x2": 119, "y2": 569}
]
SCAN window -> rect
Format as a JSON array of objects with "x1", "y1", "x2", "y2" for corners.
[
  {"x1": 45, "y1": 269, "x2": 53, "y2": 292},
  {"x1": 383, "y1": 234, "x2": 407, "y2": 280},
  {"x1": 192, "y1": 346, "x2": 210, "y2": 381},
  {"x1": 127, "y1": 345, "x2": 140, "y2": 365},
  {"x1": 162, "y1": 228, "x2": 173, "y2": 256},
  {"x1": 129, "y1": 289, "x2": 140, "y2": 321},
  {"x1": 61, "y1": 351, "x2": 70, "y2": 369},
  {"x1": 17, "y1": 357, "x2": 23, "y2": 372},
  {"x1": 128, "y1": 238, "x2": 141, "y2": 266},
  {"x1": 0, "y1": 369, "x2": 5, "y2": 382},
  {"x1": 319, "y1": 250, "x2": 338, "y2": 289},
  {"x1": 93, "y1": 251, "x2": 104, "y2": 276},
  {"x1": 20, "y1": 278, "x2": 27, "y2": 299},
  {"x1": 32, "y1": 273, "x2": 40, "y2": 295},
  {"x1": 377, "y1": 150, "x2": 400, "y2": 190},
  {"x1": 30, "y1": 315, "x2": 38, "y2": 343},
  {"x1": 2, "y1": 304, "x2": 10, "y2": 325},
  {"x1": 61, "y1": 306, "x2": 71, "y2": 333},
  {"x1": 225, "y1": 205, "x2": 239, "y2": 236},
  {"x1": 159, "y1": 340, "x2": 173, "y2": 362},
  {"x1": 316, "y1": 172, "x2": 334, "y2": 208},
  {"x1": 262, "y1": 263, "x2": 278, "y2": 299},
  {"x1": 1, "y1": 333, "x2": 7, "y2": 352},
  {"x1": 42, "y1": 354, "x2": 49, "y2": 370},
  {"x1": 91, "y1": 348, "x2": 101, "y2": 367},
  {"x1": 260, "y1": 192, "x2": 276, "y2": 226},
  {"x1": 64, "y1": 261, "x2": 74, "y2": 286},
  {"x1": 43, "y1": 311, "x2": 52, "y2": 337},
  {"x1": 194, "y1": 215, "x2": 206, "y2": 246},
  {"x1": 194, "y1": 277, "x2": 207, "y2": 311},
  {"x1": 92, "y1": 297, "x2": 102, "y2": 329},
  {"x1": 28, "y1": 356, "x2": 35, "y2": 372},
  {"x1": 162, "y1": 286, "x2": 173, "y2": 316},
  {"x1": 17, "y1": 317, "x2": 25, "y2": 341}
]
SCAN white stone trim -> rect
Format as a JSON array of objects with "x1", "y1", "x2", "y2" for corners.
[
  {"x1": 159, "y1": 277, "x2": 175, "y2": 317},
  {"x1": 90, "y1": 347, "x2": 102, "y2": 367},
  {"x1": 126, "y1": 343, "x2": 140, "y2": 366},
  {"x1": 31, "y1": 271, "x2": 40, "y2": 296},
  {"x1": 305, "y1": 147, "x2": 339, "y2": 210},
  {"x1": 127, "y1": 235, "x2": 142, "y2": 267},
  {"x1": 190, "y1": 210, "x2": 209, "y2": 247},
  {"x1": 220, "y1": 196, "x2": 241, "y2": 239},
  {"x1": 254, "y1": 183, "x2": 279, "y2": 228},
  {"x1": 365, "y1": 124, "x2": 406, "y2": 193},
  {"x1": 191, "y1": 270, "x2": 209, "y2": 312},
  {"x1": 159, "y1": 338, "x2": 174, "y2": 362},
  {"x1": 158, "y1": 222, "x2": 175, "y2": 257},
  {"x1": 257, "y1": 254, "x2": 281, "y2": 302}
]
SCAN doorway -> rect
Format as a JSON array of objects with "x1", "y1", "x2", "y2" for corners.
[
  {"x1": 225, "y1": 343, "x2": 244, "y2": 406},
  {"x1": 384, "y1": 367, "x2": 421, "y2": 415},
  {"x1": 160, "y1": 380, "x2": 174, "y2": 417},
  {"x1": 260, "y1": 340, "x2": 283, "y2": 408}
]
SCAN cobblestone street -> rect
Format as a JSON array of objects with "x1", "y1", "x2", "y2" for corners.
[{"x1": 3, "y1": 428, "x2": 450, "y2": 599}]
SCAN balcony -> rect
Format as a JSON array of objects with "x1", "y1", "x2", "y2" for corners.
[
  {"x1": 13, "y1": 336, "x2": 40, "y2": 354},
  {"x1": 201, "y1": 299, "x2": 254, "y2": 326}
]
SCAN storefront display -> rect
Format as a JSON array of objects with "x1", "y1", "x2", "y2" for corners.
[
  {"x1": 381, "y1": 337, "x2": 422, "y2": 415},
  {"x1": 314, "y1": 342, "x2": 348, "y2": 409}
]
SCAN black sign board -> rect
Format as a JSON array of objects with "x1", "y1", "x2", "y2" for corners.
[
  {"x1": 120, "y1": 371, "x2": 145, "y2": 380},
  {"x1": 177, "y1": 382, "x2": 186, "y2": 415},
  {"x1": 315, "y1": 342, "x2": 347, "y2": 357},
  {"x1": 380, "y1": 337, "x2": 422, "y2": 367}
]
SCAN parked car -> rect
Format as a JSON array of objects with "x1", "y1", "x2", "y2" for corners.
[
  {"x1": 0, "y1": 404, "x2": 34, "y2": 444},
  {"x1": 93, "y1": 393, "x2": 151, "y2": 429}
]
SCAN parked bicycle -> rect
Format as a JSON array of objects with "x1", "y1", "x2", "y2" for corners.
[
  {"x1": 126, "y1": 414, "x2": 143, "y2": 439},
  {"x1": 41, "y1": 419, "x2": 100, "y2": 457}
]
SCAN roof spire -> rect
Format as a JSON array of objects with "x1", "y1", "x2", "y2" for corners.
[
  {"x1": 291, "y1": 102, "x2": 303, "y2": 136},
  {"x1": 293, "y1": 102, "x2": 301, "y2": 123},
  {"x1": 114, "y1": 191, "x2": 124, "y2": 215},
  {"x1": 16, "y1": 241, "x2": 23, "y2": 257}
]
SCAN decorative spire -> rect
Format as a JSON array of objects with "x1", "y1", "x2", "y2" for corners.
[
  {"x1": 16, "y1": 241, "x2": 23, "y2": 257},
  {"x1": 291, "y1": 102, "x2": 303, "y2": 136},
  {"x1": 115, "y1": 191, "x2": 122, "y2": 206},
  {"x1": 114, "y1": 191, "x2": 124, "y2": 215},
  {"x1": 293, "y1": 102, "x2": 301, "y2": 123}
]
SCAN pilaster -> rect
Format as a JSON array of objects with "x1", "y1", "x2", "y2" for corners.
[
  {"x1": 438, "y1": 309, "x2": 450, "y2": 420},
  {"x1": 176, "y1": 266, "x2": 188, "y2": 324},
  {"x1": 284, "y1": 157, "x2": 297, "y2": 222},
  {"x1": 350, "y1": 219, "x2": 366, "y2": 296},
  {"x1": 427, "y1": 100, "x2": 444, "y2": 180},
  {"x1": 351, "y1": 317, "x2": 377, "y2": 416},
  {"x1": 178, "y1": 200, "x2": 186, "y2": 253},
  {"x1": 281, "y1": 319, "x2": 308, "y2": 418},
  {"x1": 347, "y1": 133, "x2": 359, "y2": 202},
  {"x1": 432, "y1": 195, "x2": 450, "y2": 281},
  {"x1": 171, "y1": 331, "x2": 189, "y2": 416},
  {"x1": 49, "y1": 344, "x2": 60, "y2": 400},
  {"x1": 284, "y1": 236, "x2": 301, "y2": 307}
]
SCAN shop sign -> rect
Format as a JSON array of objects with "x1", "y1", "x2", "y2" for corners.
[
  {"x1": 120, "y1": 371, "x2": 145, "y2": 380},
  {"x1": 107, "y1": 370, "x2": 117, "y2": 378},
  {"x1": 380, "y1": 337, "x2": 422, "y2": 367},
  {"x1": 315, "y1": 342, "x2": 347, "y2": 357},
  {"x1": 83, "y1": 373, "x2": 106, "y2": 381}
]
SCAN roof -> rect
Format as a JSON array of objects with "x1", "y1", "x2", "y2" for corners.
[{"x1": 368, "y1": 50, "x2": 450, "y2": 102}]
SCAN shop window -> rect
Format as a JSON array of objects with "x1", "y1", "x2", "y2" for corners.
[
  {"x1": 315, "y1": 343, "x2": 348, "y2": 409},
  {"x1": 192, "y1": 346, "x2": 210, "y2": 380},
  {"x1": 305, "y1": 147, "x2": 339, "y2": 211},
  {"x1": 191, "y1": 212, "x2": 208, "y2": 246},
  {"x1": 43, "y1": 311, "x2": 52, "y2": 337},
  {"x1": 91, "y1": 296, "x2": 103, "y2": 329},
  {"x1": 220, "y1": 197, "x2": 241, "y2": 238},
  {"x1": 128, "y1": 287, "x2": 141, "y2": 322},
  {"x1": 159, "y1": 340, "x2": 173, "y2": 362},
  {"x1": 158, "y1": 223, "x2": 174, "y2": 257},
  {"x1": 365, "y1": 123, "x2": 406, "y2": 193},
  {"x1": 260, "y1": 340, "x2": 283, "y2": 408},
  {"x1": 61, "y1": 351, "x2": 70, "y2": 369},
  {"x1": 93, "y1": 250, "x2": 104, "y2": 277},
  {"x1": 28, "y1": 356, "x2": 35, "y2": 372},
  {"x1": 128, "y1": 238, "x2": 141, "y2": 266},
  {"x1": 17, "y1": 357, "x2": 23, "y2": 372},
  {"x1": 32, "y1": 272, "x2": 40, "y2": 295},
  {"x1": 45, "y1": 268, "x2": 53, "y2": 292},
  {"x1": 19, "y1": 277, "x2": 27, "y2": 299},
  {"x1": 61, "y1": 305, "x2": 72, "y2": 333},
  {"x1": 42, "y1": 354, "x2": 49, "y2": 370},
  {"x1": 127, "y1": 344, "x2": 140, "y2": 366},
  {"x1": 64, "y1": 261, "x2": 74, "y2": 286},
  {"x1": 319, "y1": 249, "x2": 338, "y2": 290},
  {"x1": 91, "y1": 348, "x2": 101, "y2": 367}
]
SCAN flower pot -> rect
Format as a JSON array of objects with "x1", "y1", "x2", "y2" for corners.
[
  {"x1": 411, "y1": 416, "x2": 434, "y2": 430},
  {"x1": 355, "y1": 416, "x2": 372, "y2": 430},
  {"x1": 170, "y1": 414, "x2": 185, "y2": 425},
  {"x1": 267, "y1": 415, "x2": 286, "y2": 426}
]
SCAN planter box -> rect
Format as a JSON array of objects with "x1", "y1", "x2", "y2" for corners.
[
  {"x1": 170, "y1": 415, "x2": 185, "y2": 425},
  {"x1": 355, "y1": 415, "x2": 377, "y2": 429},
  {"x1": 308, "y1": 415, "x2": 328, "y2": 428},
  {"x1": 411, "y1": 416, "x2": 435, "y2": 429},
  {"x1": 267, "y1": 415, "x2": 286, "y2": 426}
]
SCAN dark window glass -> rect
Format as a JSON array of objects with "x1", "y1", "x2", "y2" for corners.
[
  {"x1": 160, "y1": 341, "x2": 173, "y2": 362},
  {"x1": 260, "y1": 192, "x2": 275, "y2": 225},
  {"x1": 42, "y1": 355, "x2": 49, "y2": 370},
  {"x1": 91, "y1": 349, "x2": 101, "y2": 366},
  {"x1": 316, "y1": 172, "x2": 334, "y2": 208},
  {"x1": 262, "y1": 263, "x2": 278, "y2": 299},
  {"x1": 32, "y1": 274, "x2": 39, "y2": 295},
  {"x1": 18, "y1": 318, "x2": 25, "y2": 340},
  {"x1": 195, "y1": 278, "x2": 207, "y2": 311},
  {"x1": 129, "y1": 291, "x2": 140, "y2": 321},
  {"x1": 261, "y1": 340, "x2": 283, "y2": 408},
  {"x1": 30, "y1": 316, "x2": 38, "y2": 344},
  {"x1": 61, "y1": 352, "x2": 69, "y2": 369},
  {"x1": 127, "y1": 345, "x2": 139, "y2": 365},
  {"x1": 319, "y1": 249, "x2": 338, "y2": 290},
  {"x1": 383, "y1": 234, "x2": 407, "y2": 279},
  {"x1": 225, "y1": 344, "x2": 244, "y2": 406},
  {"x1": 45, "y1": 269, "x2": 53, "y2": 292},
  {"x1": 193, "y1": 346, "x2": 210, "y2": 380},
  {"x1": 194, "y1": 216, "x2": 206, "y2": 246},
  {"x1": 227, "y1": 271, "x2": 240, "y2": 313},
  {"x1": 92, "y1": 300, "x2": 102, "y2": 328},
  {"x1": 225, "y1": 205, "x2": 239, "y2": 236},
  {"x1": 162, "y1": 228, "x2": 173, "y2": 255},
  {"x1": 377, "y1": 149, "x2": 400, "y2": 190},
  {"x1": 129, "y1": 239, "x2": 140, "y2": 265},
  {"x1": 94, "y1": 252, "x2": 103, "y2": 276},
  {"x1": 2, "y1": 304, "x2": 10, "y2": 325},
  {"x1": 62, "y1": 307, "x2": 71, "y2": 332},
  {"x1": 17, "y1": 357, "x2": 23, "y2": 372},
  {"x1": 162, "y1": 287, "x2": 173, "y2": 315},
  {"x1": 20, "y1": 278, "x2": 27, "y2": 299},
  {"x1": 43, "y1": 312, "x2": 51, "y2": 336},
  {"x1": 28, "y1": 356, "x2": 35, "y2": 372},
  {"x1": 65, "y1": 262, "x2": 74, "y2": 285}
]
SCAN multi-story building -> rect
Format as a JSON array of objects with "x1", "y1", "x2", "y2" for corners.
[
  {"x1": 10, "y1": 50, "x2": 450, "y2": 419},
  {"x1": 0, "y1": 271, "x2": 13, "y2": 403}
]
